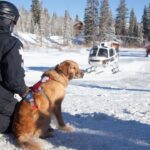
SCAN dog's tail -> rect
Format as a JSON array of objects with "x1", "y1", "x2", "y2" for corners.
[{"x1": 17, "y1": 135, "x2": 41, "y2": 150}]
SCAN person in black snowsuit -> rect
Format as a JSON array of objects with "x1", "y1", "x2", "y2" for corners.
[{"x1": 0, "y1": 1, "x2": 33, "y2": 133}]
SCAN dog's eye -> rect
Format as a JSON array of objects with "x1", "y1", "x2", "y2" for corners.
[{"x1": 71, "y1": 66, "x2": 76, "y2": 70}]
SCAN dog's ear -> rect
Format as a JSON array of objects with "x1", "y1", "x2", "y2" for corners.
[
  {"x1": 55, "y1": 64, "x2": 59, "y2": 72},
  {"x1": 67, "y1": 63, "x2": 78, "y2": 80},
  {"x1": 56, "y1": 62, "x2": 70, "y2": 76}
]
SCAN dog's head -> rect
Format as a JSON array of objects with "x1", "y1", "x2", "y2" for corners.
[{"x1": 55, "y1": 60, "x2": 84, "y2": 80}]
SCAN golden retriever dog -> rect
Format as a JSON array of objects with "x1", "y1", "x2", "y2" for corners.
[{"x1": 12, "y1": 60, "x2": 84, "y2": 150}]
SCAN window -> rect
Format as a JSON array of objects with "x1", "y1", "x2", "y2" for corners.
[
  {"x1": 90, "y1": 46, "x2": 98, "y2": 56},
  {"x1": 98, "y1": 48, "x2": 108, "y2": 57},
  {"x1": 109, "y1": 49, "x2": 114, "y2": 57}
]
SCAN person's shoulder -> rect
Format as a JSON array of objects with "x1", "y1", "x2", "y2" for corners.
[
  {"x1": 10, "y1": 34, "x2": 21, "y2": 43},
  {"x1": 3, "y1": 34, "x2": 23, "y2": 52},
  {"x1": 10, "y1": 34, "x2": 23, "y2": 47}
]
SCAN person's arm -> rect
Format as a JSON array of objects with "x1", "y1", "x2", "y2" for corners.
[{"x1": 1, "y1": 39, "x2": 27, "y2": 97}]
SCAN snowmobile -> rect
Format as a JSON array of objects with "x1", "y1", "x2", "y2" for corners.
[{"x1": 85, "y1": 41, "x2": 120, "y2": 74}]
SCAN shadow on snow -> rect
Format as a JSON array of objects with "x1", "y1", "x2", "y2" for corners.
[
  {"x1": 5, "y1": 112, "x2": 150, "y2": 150},
  {"x1": 71, "y1": 82, "x2": 150, "y2": 93},
  {"x1": 47, "y1": 112, "x2": 150, "y2": 150},
  {"x1": 26, "y1": 66, "x2": 53, "y2": 72}
]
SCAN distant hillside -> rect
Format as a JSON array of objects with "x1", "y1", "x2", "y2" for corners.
[
  {"x1": 13, "y1": 32, "x2": 86, "y2": 51},
  {"x1": 13, "y1": 32, "x2": 64, "y2": 50}
]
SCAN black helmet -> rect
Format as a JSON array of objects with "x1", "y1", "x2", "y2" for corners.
[{"x1": 0, "y1": 1, "x2": 19, "y2": 25}]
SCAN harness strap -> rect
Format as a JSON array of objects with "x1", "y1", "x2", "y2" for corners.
[
  {"x1": 32, "y1": 80, "x2": 42, "y2": 93},
  {"x1": 32, "y1": 101, "x2": 38, "y2": 109},
  {"x1": 40, "y1": 88, "x2": 51, "y2": 102},
  {"x1": 31, "y1": 76, "x2": 51, "y2": 109}
]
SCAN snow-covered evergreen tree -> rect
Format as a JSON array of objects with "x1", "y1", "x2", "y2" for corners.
[
  {"x1": 99, "y1": 0, "x2": 116, "y2": 41},
  {"x1": 142, "y1": 4, "x2": 150, "y2": 40},
  {"x1": 40, "y1": 8, "x2": 50, "y2": 38},
  {"x1": 84, "y1": 0, "x2": 99, "y2": 44},
  {"x1": 115, "y1": 0, "x2": 128, "y2": 36},
  {"x1": 128, "y1": 8, "x2": 138, "y2": 37},
  {"x1": 31, "y1": 0, "x2": 42, "y2": 33},
  {"x1": 63, "y1": 10, "x2": 72, "y2": 45},
  {"x1": 50, "y1": 12, "x2": 57, "y2": 36}
]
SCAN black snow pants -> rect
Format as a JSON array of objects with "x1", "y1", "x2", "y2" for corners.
[{"x1": 0, "y1": 84, "x2": 18, "y2": 133}]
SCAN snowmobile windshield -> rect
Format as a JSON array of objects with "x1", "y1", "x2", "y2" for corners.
[
  {"x1": 98, "y1": 48, "x2": 108, "y2": 57},
  {"x1": 90, "y1": 46, "x2": 98, "y2": 56}
]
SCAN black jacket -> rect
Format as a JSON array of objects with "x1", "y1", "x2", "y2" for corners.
[{"x1": 0, "y1": 29, "x2": 26, "y2": 116}]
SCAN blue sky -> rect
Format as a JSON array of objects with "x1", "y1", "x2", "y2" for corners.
[{"x1": 7, "y1": 0, "x2": 149, "y2": 22}]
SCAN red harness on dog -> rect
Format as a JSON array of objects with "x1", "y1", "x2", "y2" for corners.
[{"x1": 31, "y1": 76, "x2": 51, "y2": 109}]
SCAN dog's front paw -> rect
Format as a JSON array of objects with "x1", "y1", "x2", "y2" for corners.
[{"x1": 60, "y1": 124, "x2": 74, "y2": 132}]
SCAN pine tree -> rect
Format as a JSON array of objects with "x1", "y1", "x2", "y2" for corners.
[
  {"x1": 31, "y1": 0, "x2": 42, "y2": 33},
  {"x1": 128, "y1": 8, "x2": 138, "y2": 37},
  {"x1": 40, "y1": 8, "x2": 50, "y2": 38},
  {"x1": 142, "y1": 6, "x2": 148, "y2": 38},
  {"x1": 142, "y1": 4, "x2": 150, "y2": 40},
  {"x1": 127, "y1": 8, "x2": 140, "y2": 46},
  {"x1": 84, "y1": 0, "x2": 99, "y2": 44},
  {"x1": 115, "y1": 0, "x2": 128, "y2": 36},
  {"x1": 63, "y1": 10, "x2": 72, "y2": 45},
  {"x1": 50, "y1": 12, "x2": 57, "y2": 36},
  {"x1": 99, "y1": 0, "x2": 116, "y2": 41},
  {"x1": 148, "y1": 4, "x2": 150, "y2": 40}
]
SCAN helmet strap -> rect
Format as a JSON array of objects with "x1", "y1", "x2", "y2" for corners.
[{"x1": 9, "y1": 22, "x2": 14, "y2": 33}]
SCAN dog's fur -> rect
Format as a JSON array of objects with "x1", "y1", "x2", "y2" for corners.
[{"x1": 12, "y1": 60, "x2": 83, "y2": 150}]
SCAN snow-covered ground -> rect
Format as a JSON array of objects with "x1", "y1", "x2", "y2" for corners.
[{"x1": 0, "y1": 46, "x2": 150, "y2": 150}]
